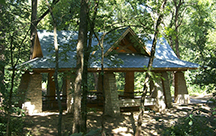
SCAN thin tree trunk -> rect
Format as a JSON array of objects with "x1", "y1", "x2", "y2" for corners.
[
  {"x1": 81, "y1": 45, "x2": 88, "y2": 134},
  {"x1": 100, "y1": 37, "x2": 106, "y2": 136},
  {"x1": 30, "y1": 0, "x2": 60, "y2": 58},
  {"x1": 46, "y1": 1, "x2": 62, "y2": 135},
  {"x1": 0, "y1": 4, "x2": 5, "y2": 92},
  {"x1": 135, "y1": 1, "x2": 167, "y2": 135},
  {"x1": 73, "y1": 0, "x2": 88, "y2": 133},
  {"x1": 6, "y1": 33, "x2": 16, "y2": 136},
  {"x1": 54, "y1": 26, "x2": 62, "y2": 136},
  {"x1": 173, "y1": 0, "x2": 184, "y2": 59},
  {"x1": 0, "y1": 44, "x2": 5, "y2": 93},
  {"x1": 30, "y1": 0, "x2": 37, "y2": 59},
  {"x1": 174, "y1": 0, "x2": 180, "y2": 59},
  {"x1": 81, "y1": 0, "x2": 98, "y2": 133},
  {"x1": 6, "y1": 68, "x2": 15, "y2": 136}
]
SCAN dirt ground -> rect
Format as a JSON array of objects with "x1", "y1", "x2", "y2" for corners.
[{"x1": 23, "y1": 95, "x2": 216, "y2": 136}]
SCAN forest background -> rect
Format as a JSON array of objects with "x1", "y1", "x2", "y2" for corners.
[{"x1": 0, "y1": 0, "x2": 216, "y2": 135}]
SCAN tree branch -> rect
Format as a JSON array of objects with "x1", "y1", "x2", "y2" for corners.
[{"x1": 36, "y1": 0, "x2": 60, "y2": 25}]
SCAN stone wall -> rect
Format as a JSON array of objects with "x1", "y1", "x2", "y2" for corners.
[
  {"x1": 161, "y1": 72, "x2": 172, "y2": 108},
  {"x1": 174, "y1": 71, "x2": 190, "y2": 104},
  {"x1": 103, "y1": 72, "x2": 120, "y2": 116},
  {"x1": 17, "y1": 72, "x2": 31, "y2": 108},
  {"x1": 22, "y1": 73, "x2": 42, "y2": 115}
]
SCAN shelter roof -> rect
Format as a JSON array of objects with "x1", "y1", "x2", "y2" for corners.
[{"x1": 20, "y1": 27, "x2": 199, "y2": 72}]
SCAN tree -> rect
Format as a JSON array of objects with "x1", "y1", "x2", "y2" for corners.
[
  {"x1": 72, "y1": 0, "x2": 88, "y2": 133},
  {"x1": 30, "y1": 0, "x2": 37, "y2": 59},
  {"x1": 164, "y1": 0, "x2": 216, "y2": 92},
  {"x1": 0, "y1": 2, "x2": 5, "y2": 96},
  {"x1": 81, "y1": 0, "x2": 99, "y2": 133},
  {"x1": 135, "y1": 0, "x2": 167, "y2": 135},
  {"x1": 164, "y1": 0, "x2": 186, "y2": 58},
  {"x1": 183, "y1": 0, "x2": 216, "y2": 91},
  {"x1": 46, "y1": 0, "x2": 63, "y2": 135},
  {"x1": 1, "y1": 1, "x2": 30, "y2": 135},
  {"x1": 30, "y1": 0, "x2": 60, "y2": 58}
]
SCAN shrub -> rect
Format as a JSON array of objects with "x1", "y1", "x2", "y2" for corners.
[
  {"x1": 162, "y1": 114, "x2": 215, "y2": 136},
  {"x1": 0, "y1": 115, "x2": 24, "y2": 136}
]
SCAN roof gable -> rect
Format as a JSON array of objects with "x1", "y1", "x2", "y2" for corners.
[
  {"x1": 105, "y1": 27, "x2": 150, "y2": 56},
  {"x1": 32, "y1": 33, "x2": 43, "y2": 59}
]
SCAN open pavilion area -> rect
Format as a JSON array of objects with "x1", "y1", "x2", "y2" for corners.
[{"x1": 17, "y1": 27, "x2": 199, "y2": 116}]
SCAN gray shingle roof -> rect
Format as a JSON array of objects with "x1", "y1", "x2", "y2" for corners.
[{"x1": 20, "y1": 28, "x2": 199, "y2": 71}]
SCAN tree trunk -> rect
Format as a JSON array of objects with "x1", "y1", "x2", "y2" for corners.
[
  {"x1": 135, "y1": 1, "x2": 167, "y2": 135},
  {"x1": 0, "y1": 40, "x2": 5, "y2": 94},
  {"x1": 46, "y1": 0, "x2": 62, "y2": 134},
  {"x1": 72, "y1": 0, "x2": 88, "y2": 133},
  {"x1": 81, "y1": 0, "x2": 98, "y2": 133},
  {"x1": 6, "y1": 33, "x2": 17, "y2": 136},
  {"x1": 30, "y1": 0, "x2": 60, "y2": 59},
  {"x1": 54, "y1": 27, "x2": 63, "y2": 136},
  {"x1": 30, "y1": 0, "x2": 37, "y2": 59},
  {"x1": 100, "y1": 37, "x2": 106, "y2": 136},
  {"x1": 0, "y1": 4, "x2": 5, "y2": 92},
  {"x1": 174, "y1": 0, "x2": 180, "y2": 59}
]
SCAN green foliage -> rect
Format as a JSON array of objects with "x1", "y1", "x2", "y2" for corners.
[
  {"x1": 1, "y1": 0, "x2": 30, "y2": 105},
  {"x1": 1, "y1": 1, "x2": 30, "y2": 135},
  {"x1": 0, "y1": 115, "x2": 24, "y2": 136},
  {"x1": 163, "y1": 0, "x2": 216, "y2": 94},
  {"x1": 115, "y1": 72, "x2": 125, "y2": 90},
  {"x1": 87, "y1": 73, "x2": 97, "y2": 90},
  {"x1": 163, "y1": 114, "x2": 215, "y2": 136}
]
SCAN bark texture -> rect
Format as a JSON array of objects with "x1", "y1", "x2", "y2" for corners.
[
  {"x1": 72, "y1": 0, "x2": 88, "y2": 133},
  {"x1": 30, "y1": 0, "x2": 37, "y2": 59}
]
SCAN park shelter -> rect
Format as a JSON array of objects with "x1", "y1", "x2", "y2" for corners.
[{"x1": 18, "y1": 27, "x2": 199, "y2": 115}]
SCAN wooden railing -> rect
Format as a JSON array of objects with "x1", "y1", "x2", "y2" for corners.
[
  {"x1": 42, "y1": 95, "x2": 67, "y2": 111},
  {"x1": 42, "y1": 91, "x2": 155, "y2": 111}
]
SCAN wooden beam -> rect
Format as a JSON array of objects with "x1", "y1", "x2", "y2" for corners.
[{"x1": 31, "y1": 67, "x2": 197, "y2": 73}]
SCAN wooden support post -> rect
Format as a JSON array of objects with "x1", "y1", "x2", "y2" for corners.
[
  {"x1": 47, "y1": 72, "x2": 56, "y2": 108},
  {"x1": 161, "y1": 72, "x2": 172, "y2": 108},
  {"x1": 174, "y1": 71, "x2": 190, "y2": 104},
  {"x1": 124, "y1": 72, "x2": 134, "y2": 98}
]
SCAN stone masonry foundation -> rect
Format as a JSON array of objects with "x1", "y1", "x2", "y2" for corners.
[
  {"x1": 174, "y1": 71, "x2": 190, "y2": 104},
  {"x1": 103, "y1": 72, "x2": 120, "y2": 116},
  {"x1": 22, "y1": 72, "x2": 42, "y2": 115}
]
